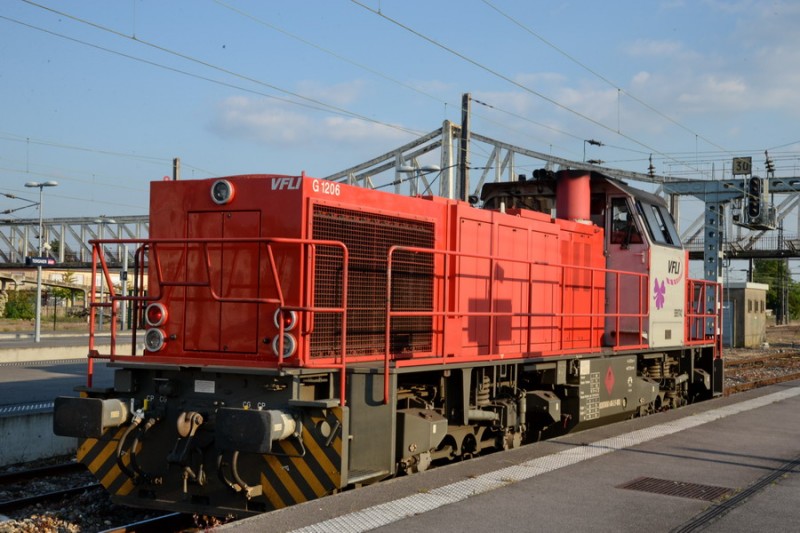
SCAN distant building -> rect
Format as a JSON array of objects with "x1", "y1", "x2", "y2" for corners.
[{"x1": 723, "y1": 282, "x2": 768, "y2": 348}]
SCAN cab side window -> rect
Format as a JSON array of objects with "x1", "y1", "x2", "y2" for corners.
[{"x1": 610, "y1": 197, "x2": 643, "y2": 247}]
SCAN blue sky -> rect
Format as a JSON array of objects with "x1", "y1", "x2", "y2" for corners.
[{"x1": 2, "y1": 0, "x2": 800, "y2": 221}]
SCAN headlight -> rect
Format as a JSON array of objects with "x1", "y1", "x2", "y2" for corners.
[
  {"x1": 272, "y1": 333, "x2": 297, "y2": 358},
  {"x1": 145, "y1": 328, "x2": 166, "y2": 352},
  {"x1": 211, "y1": 179, "x2": 235, "y2": 205}
]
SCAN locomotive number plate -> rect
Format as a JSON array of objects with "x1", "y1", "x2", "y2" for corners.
[{"x1": 312, "y1": 179, "x2": 341, "y2": 196}]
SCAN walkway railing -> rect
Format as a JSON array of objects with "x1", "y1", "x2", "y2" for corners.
[{"x1": 86, "y1": 237, "x2": 350, "y2": 405}]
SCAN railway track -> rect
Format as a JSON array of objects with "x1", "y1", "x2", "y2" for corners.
[
  {"x1": 0, "y1": 461, "x2": 100, "y2": 514},
  {"x1": 725, "y1": 350, "x2": 800, "y2": 369},
  {"x1": 0, "y1": 459, "x2": 176, "y2": 532},
  {"x1": 0, "y1": 482, "x2": 102, "y2": 515},
  {"x1": 724, "y1": 351, "x2": 800, "y2": 394},
  {"x1": 97, "y1": 512, "x2": 200, "y2": 533},
  {"x1": 0, "y1": 461, "x2": 86, "y2": 484},
  {"x1": 0, "y1": 460, "x2": 232, "y2": 532}
]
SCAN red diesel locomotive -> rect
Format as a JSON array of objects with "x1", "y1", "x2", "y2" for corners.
[{"x1": 54, "y1": 169, "x2": 722, "y2": 517}]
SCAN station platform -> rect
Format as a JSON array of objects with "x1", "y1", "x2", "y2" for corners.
[
  {"x1": 224, "y1": 381, "x2": 800, "y2": 533},
  {"x1": 0, "y1": 331, "x2": 139, "y2": 363}
]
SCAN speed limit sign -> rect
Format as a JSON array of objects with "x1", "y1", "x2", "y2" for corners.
[{"x1": 733, "y1": 157, "x2": 752, "y2": 175}]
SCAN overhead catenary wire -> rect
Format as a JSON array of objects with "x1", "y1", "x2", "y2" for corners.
[
  {"x1": 1, "y1": 8, "x2": 430, "y2": 190},
  {"x1": 8, "y1": 0, "x2": 800, "y2": 187},
  {"x1": 0, "y1": 130, "x2": 165, "y2": 166},
  {"x1": 210, "y1": 0, "x2": 582, "y2": 159},
  {"x1": 15, "y1": 1, "x2": 425, "y2": 138},
  {"x1": 479, "y1": 0, "x2": 733, "y2": 156},
  {"x1": 5, "y1": 5, "x2": 499, "y2": 176},
  {"x1": 474, "y1": 3, "x2": 799, "y2": 176},
  {"x1": 0, "y1": 163, "x2": 148, "y2": 194},
  {"x1": 0, "y1": 129, "x2": 217, "y2": 179},
  {"x1": 348, "y1": 0, "x2": 707, "y2": 177},
  {"x1": 5, "y1": 2, "x2": 625, "y2": 150},
  {"x1": 212, "y1": 0, "x2": 445, "y2": 106},
  {"x1": 351, "y1": 1, "x2": 799, "y2": 178},
  {"x1": 0, "y1": 186, "x2": 149, "y2": 212},
  {"x1": 471, "y1": 98, "x2": 661, "y2": 160},
  {"x1": 211, "y1": 0, "x2": 678, "y2": 166}
]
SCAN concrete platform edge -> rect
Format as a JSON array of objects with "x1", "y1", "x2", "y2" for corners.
[{"x1": 221, "y1": 382, "x2": 800, "y2": 533}]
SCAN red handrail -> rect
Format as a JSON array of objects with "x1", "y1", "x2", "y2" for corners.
[
  {"x1": 87, "y1": 237, "x2": 350, "y2": 405},
  {"x1": 685, "y1": 278, "x2": 721, "y2": 348},
  {"x1": 382, "y1": 245, "x2": 649, "y2": 403}
]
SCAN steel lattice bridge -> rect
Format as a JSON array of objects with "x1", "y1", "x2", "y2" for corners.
[
  {"x1": 0, "y1": 215, "x2": 148, "y2": 270},
  {"x1": 2, "y1": 121, "x2": 799, "y2": 275}
]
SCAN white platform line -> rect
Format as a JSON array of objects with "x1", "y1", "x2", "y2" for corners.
[
  {"x1": 291, "y1": 387, "x2": 800, "y2": 533},
  {"x1": 0, "y1": 401, "x2": 54, "y2": 415}
]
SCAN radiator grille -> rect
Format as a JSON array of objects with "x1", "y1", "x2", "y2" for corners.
[{"x1": 311, "y1": 205, "x2": 434, "y2": 357}]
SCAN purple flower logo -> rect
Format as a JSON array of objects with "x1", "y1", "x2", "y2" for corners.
[{"x1": 653, "y1": 278, "x2": 666, "y2": 310}]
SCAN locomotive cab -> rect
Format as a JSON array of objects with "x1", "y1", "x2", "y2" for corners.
[
  {"x1": 481, "y1": 170, "x2": 688, "y2": 350},
  {"x1": 601, "y1": 182, "x2": 686, "y2": 349}
]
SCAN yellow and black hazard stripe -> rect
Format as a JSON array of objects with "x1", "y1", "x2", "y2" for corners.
[
  {"x1": 76, "y1": 427, "x2": 138, "y2": 497},
  {"x1": 260, "y1": 406, "x2": 346, "y2": 510}
]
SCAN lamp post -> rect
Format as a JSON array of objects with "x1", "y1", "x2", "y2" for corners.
[{"x1": 24, "y1": 180, "x2": 58, "y2": 343}]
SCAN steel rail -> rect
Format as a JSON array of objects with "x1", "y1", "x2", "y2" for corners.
[
  {"x1": 0, "y1": 483, "x2": 101, "y2": 514},
  {"x1": 0, "y1": 461, "x2": 86, "y2": 485},
  {"x1": 97, "y1": 512, "x2": 198, "y2": 533},
  {"x1": 725, "y1": 351, "x2": 800, "y2": 369}
]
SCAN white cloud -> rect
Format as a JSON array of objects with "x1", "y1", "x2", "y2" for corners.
[
  {"x1": 632, "y1": 71, "x2": 651, "y2": 85},
  {"x1": 554, "y1": 84, "x2": 620, "y2": 125},
  {"x1": 322, "y1": 115, "x2": 410, "y2": 142},
  {"x1": 209, "y1": 95, "x2": 409, "y2": 148},
  {"x1": 607, "y1": 1, "x2": 800, "y2": 129},
  {"x1": 677, "y1": 75, "x2": 748, "y2": 110},
  {"x1": 295, "y1": 80, "x2": 366, "y2": 106},
  {"x1": 474, "y1": 89, "x2": 539, "y2": 116},
  {"x1": 476, "y1": 73, "x2": 613, "y2": 121},
  {"x1": 211, "y1": 96, "x2": 311, "y2": 143}
]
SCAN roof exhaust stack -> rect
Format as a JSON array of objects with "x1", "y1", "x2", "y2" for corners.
[{"x1": 556, "y1": 170, "x2": 591, "y2": 224}]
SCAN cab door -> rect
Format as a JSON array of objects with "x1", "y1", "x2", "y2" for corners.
[{"x1": 605, "y1": 196, "x2": 649, "y2": 346}]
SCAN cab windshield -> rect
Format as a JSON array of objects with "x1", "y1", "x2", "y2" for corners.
[{"x1": 639, "y1": 201, "x2": 681, "y2": 247}]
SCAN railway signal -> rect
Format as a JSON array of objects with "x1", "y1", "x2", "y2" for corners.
[{"x1": 747, "y1": 176, "x2": 762, "y2": 220}]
